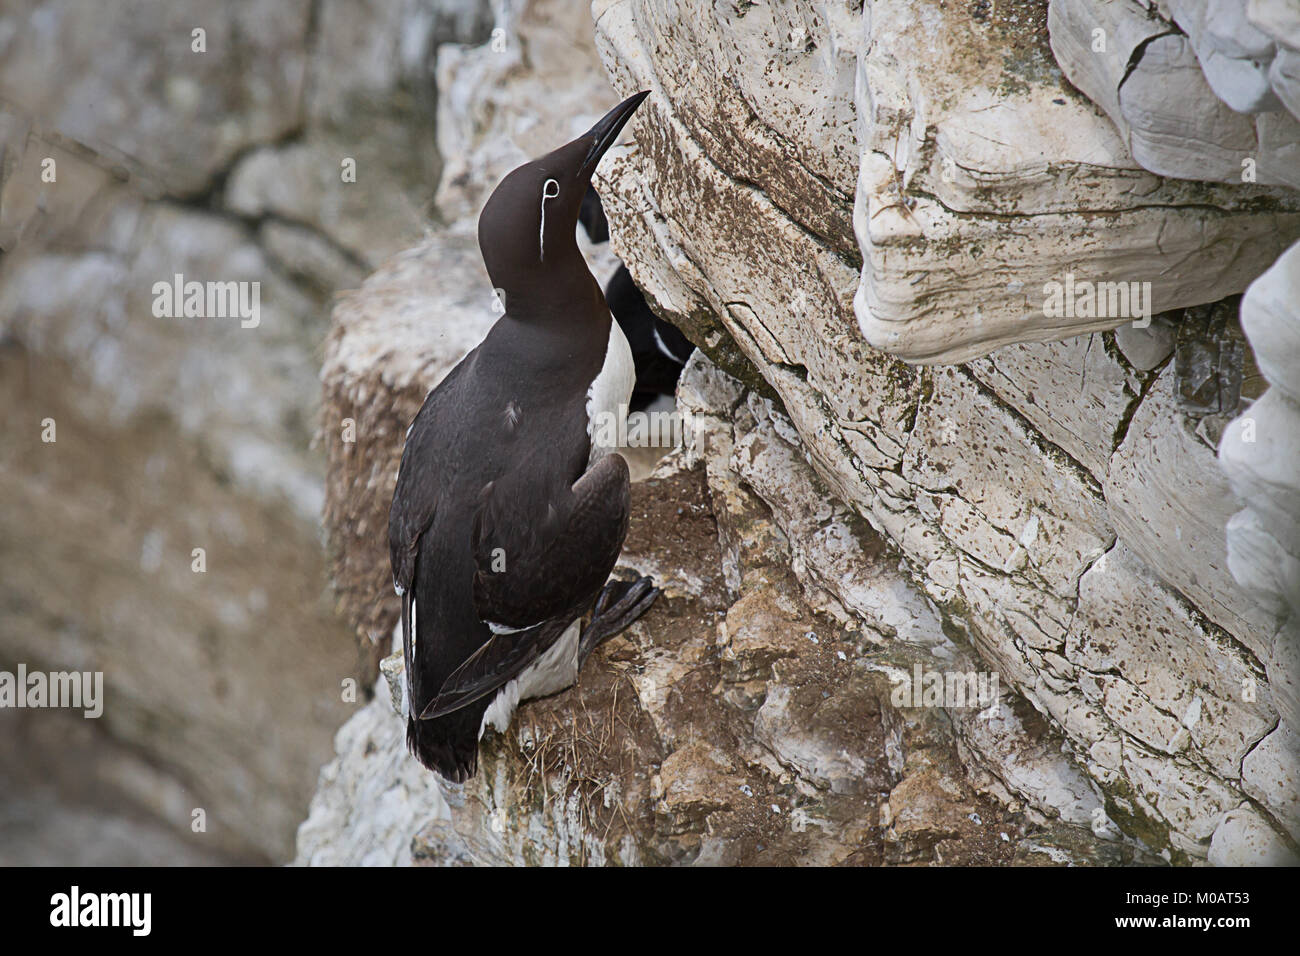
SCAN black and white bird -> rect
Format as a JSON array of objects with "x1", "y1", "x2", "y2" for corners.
[
  {"x1": 604, "y1": 263, "x2": 694, "y2": 412},
  {"x1": 388, "y1": 91, "x2": 661, "y2": 781},
  {"x1": 577, "y1": 188, "x2": 695, "y2": 412}
]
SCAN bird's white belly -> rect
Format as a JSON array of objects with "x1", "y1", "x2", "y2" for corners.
[
  {"x1": 479, "y1": 619, "x2": 581, "y2": 738},
  {"x1": 585, "y1": 318, "x2": 635, "y2": 464}
]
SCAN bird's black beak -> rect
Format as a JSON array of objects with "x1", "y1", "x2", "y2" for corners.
[{"x1": 579, "y1": 90, "x2": 650, "y2": 179}]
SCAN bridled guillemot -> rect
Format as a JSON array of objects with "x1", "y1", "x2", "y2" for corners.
[{"x1": 388, "y1": 91, "x2": 661, "y2": 781}]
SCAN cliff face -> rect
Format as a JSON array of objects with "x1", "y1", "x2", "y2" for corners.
[
  {"x1": 301, "y1": 0, "x2": 1298, "y2": 865},
  {"x1": 588, "y1": 0, "x2": 1298, "y2": 862}
]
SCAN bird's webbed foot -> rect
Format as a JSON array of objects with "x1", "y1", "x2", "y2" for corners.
[{"x1": 578, "y1": 575, "x2": 660, "y2": 665}]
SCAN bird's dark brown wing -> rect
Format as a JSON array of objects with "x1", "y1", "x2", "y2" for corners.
[
  {"x1": 472, "y1": 451, "x2": 631, "y2": 630},
  {"x1": 389, "y1": 357, "x2": 476, "y2": 594},
  {"x1": 416, "y1": 452, "x2": 632, "y2": 720},
  {"x1": 417, "y1": 617, "x2": 570, "y2": 721},
  {"x1": 388, "y1": 355, "x2": 476, "y2": 709}
]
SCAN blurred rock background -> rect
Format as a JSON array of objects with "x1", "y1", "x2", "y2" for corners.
[{"x1": 0, "y1": 0, "x2": 503, "y2": 864}]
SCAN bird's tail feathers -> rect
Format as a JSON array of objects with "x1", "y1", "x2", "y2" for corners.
[{"x1": 407, "y1": 715, "x2": 477, "y2": 782}]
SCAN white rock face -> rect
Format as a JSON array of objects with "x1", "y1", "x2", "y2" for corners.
[
  {"x1": 855, "y1": 0, "x2": 1300, "y2": 364},
  {"x1": 592, "y1": 0, "x2": 1297, "y2": 861},
  {"x1": 1049, "y1": 0, "x2": 1300, "y2": 187},
  {"x1": 1219, "y1": 242, "x2": 1300, "y2": 841},
  {"x1": 698, "y1": 359, "x2": 1115, "y2": 831},
  {"x1": 1049, "y1": 0, "x2": 1300, "y2": 863},
  {"x1": 1208, "y1": 805, "x2": 1300, "y2": 867},
  {"x1": 1107, "y1": 364, "x2": 1278, "y2": 656},
  {"x1": 294, "y1": 673, "x2": 452, "y2": 867}
]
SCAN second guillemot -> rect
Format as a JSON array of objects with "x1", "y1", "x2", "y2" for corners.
[
  {"x1": 578, "y1": 188, "x2": 696, "y2": 412},
  {"x1": 388, "y1": 90, "x2": 660, "y2": 781}
]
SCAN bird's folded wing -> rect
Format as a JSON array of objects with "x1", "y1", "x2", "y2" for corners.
[
  {"x1": 417, "y1": 453, "x2": 632, "y2": 721},
  {"x1": 471, "y1": 451, "x2": 631, "y2": 630},
  {"x1": 417, "y1": 618, "x2": 568, "y2": 720},
  {"x1": 388, "y1": 356, "x2": 474, "y2": 595}
]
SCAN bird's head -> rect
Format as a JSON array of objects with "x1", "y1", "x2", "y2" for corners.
[{"x1": 478, "y1": 90, "x2": 649, "y2": 305}]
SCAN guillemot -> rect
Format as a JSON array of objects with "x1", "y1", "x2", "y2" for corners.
[
  {"x1": 388, "y1": 91, "x2": 660, "y2": 781},
  {"x1": 603, "y1": 263, "x2": 694, "y2": 412},
  {"x1": 576, "y1": 187, "x2": 695, "y2": 412}
]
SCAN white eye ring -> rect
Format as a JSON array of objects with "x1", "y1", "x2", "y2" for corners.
[{"x1": 539, "y1": 178, "x2": 560, "y2": 261}]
